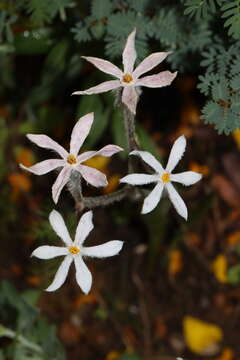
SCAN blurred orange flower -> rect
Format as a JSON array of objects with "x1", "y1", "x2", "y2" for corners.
[{"x1": 168, "y1": 249, "x2": 183, "y2": 276}]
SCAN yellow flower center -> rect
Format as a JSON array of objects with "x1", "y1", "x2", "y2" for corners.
[
  {"x1": 122, "y1": 73, "x2": 133, "y2": 83},
  {"x1": 67, "y1": 154, "x2": 77, "y2": 165},
  {"x1": 68, "y1": 246, "x2": 80, "y2": 255},
  {"x1": 161, "y1": 172, "x2": 170, "y2": 183}
]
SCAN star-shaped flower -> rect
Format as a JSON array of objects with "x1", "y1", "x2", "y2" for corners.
[
  {"x1": 72, "y1": 29, "x2": 177, "y2": 114},
  {"x1": 31, "y1": 210, "x2": 124, "y2": 293},
  {"x1": 120, "y1": 135, "x2": 202, "y2": 219},
  {"x1": 20, "y1": 112, "x2": 122, "y2": 203}
]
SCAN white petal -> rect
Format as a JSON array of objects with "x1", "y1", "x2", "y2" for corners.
[
  {"x1": 122, "y1": 29, "x2": 137, "y2": 73},
  {"x1": 46, "y1": 255, "x2": 72, "y2": 292},
  {"x1": 27, "y1": 134, "x2": 68, "y2": 159},
  {"x1": 78, "y1": 145, "x2": 123, "y2": 163},
  {"x1": 136, "y1": 71, "x2": 177, "y2": 88},
  {"x1": 166, "y1": 182, "x2": 188, "y2": 220},
  {"x1": 165, "y1": 135, "x2": 186, "y2": 173},
  {"x1": 49, "y1": 210, "x2": 73, "y2": 246},
  {"x1": 171, "y1": 171, "x2": 202, "y2": 186},
  {"x1": 82, "y1": 240, "x2": 123, "y2": 258},
  {"x1": 120, "y1": 173, "x2": 158, "y2": 185},
  {"x1": 133, "y1": 52, "x2": 171, "y2": 78},
  {"x1": 72, "y1": 80, "x2": 121, "y2": 95},
  {"x1": 121, "y1": 86, "x2": 139, "y2": 114},
  {"x1": 74, "y1": 211, "x2": 94, "y2": 246},
  {"x1": 74, "y1": 256, "x2": 92, "y2": 294},
  {"x1": 31, "y1": 245, "x2": 68, "y2": 259},
  {"x1": 141, "y1": 182, "x2": 164, "y2": 214},
  {"x1": 70, "y1": 113, "x2": 94, "y2": 156},
  {"x1": 130, "y1": 150, "x2": 164, "y2": 173},
  {"x1": 52, "y1": 166, "x2": 71, "y2": 204},
  {"x1": 76, "y1": 164, "x2": 107, "y2": 187},
  {"x1": 20, "y1": 159, "x2": 64, "y2": 175},
  {"x1": 81, "y1": 56, "x2": 123, "y2": 78}
]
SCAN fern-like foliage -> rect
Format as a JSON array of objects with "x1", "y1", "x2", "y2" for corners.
[
  {"x1": 221, "y1": 0, "x2": 240, "y2": 39},
  {"x1": 184, "y1": 0, "x2": 222, "y2": 19}
]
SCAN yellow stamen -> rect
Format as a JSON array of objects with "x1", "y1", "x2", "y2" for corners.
[
  {"x1": 68, "y1": 246, "x2": 80, "y2": 255},
  {"x1": 67, "y1": 154, "x2": 77, "y2": 165},
  {"x1": 122, "y1": 73, "x2": 133, "y2": 83},
  {"x1": 161, "y1": 172, "x2": 170, "y2": 183}
]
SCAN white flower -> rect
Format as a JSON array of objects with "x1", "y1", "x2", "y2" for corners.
[
  {"x1": 31, "y1": 210, "x2": 124, "y2": 293},
  {"x1": 120, "y1": 135, "x2": 202, "y2": 219}
]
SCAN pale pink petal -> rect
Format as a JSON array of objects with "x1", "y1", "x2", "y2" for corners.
[
  {"x1": 31, "y1": 245, "x2": 68, "y2": 259},
  {"x1": 74, "y1": 256, "x2": 92, "y2": 294},
  {"x1": 76, "y1": 164, "x2": 107, "y2": 187},
  {"x1": 74, "y1": 211, "x2": 94, "y2": 246},
  {"x1": 81, "y1": 56, "x2": 123, "y2": 78},
  {"x1": 120, "y1": 173, "x2": 158, "y2": 185},
  {"x1": 121, "y1": 86, "x2": 139, "y2": 114},
  {"x1": 136, "y1": 71, "x2": 177, "y2": 88},
  {"x1": 46, "y1": 255, "x2": 72, "y2": 292},
  {"x1": 82, "y1": 240, "x2": 123, "y2": 258},
  {"x1": 70, "y1": 112, "x2": 94, "y2": 156},
  {"x1": 171, "y1": 171, "x2": 202, "y2": 186},
  {"x1": 141, "y1": 182, "x2": 164, "y2": 214},
  {"x1": 52, "y1": 166, "x2": 72, "y2": 204},
  {"x1": 165, "y1": 135, "x2": 186, "y2": 173},
  {"x1": 72, "y1": 80, "x2": 121, "y2": 95},
  {"x1": 122, "y1": 29, "x2": 137, "y2": 73},
  {"x1": 133, "y1": 52, "x2": 171, "y2": 78},
  {"x1": 166, "y1": 182, "x2": 188, "y2": 220},
  {"x1": 27, "y1": 134, "x2": 68, "y2": 159},
  {"x1": 130, "y1": 150, "x2": 164, "y2": 173},
  {"x1": 78, "y1": 145, "x2": 123, "y2": 163},
  {"x1": 49, "y1": 210, "x2": 73, "y2": 246},
  {"x1": 20, "y1": 159, "x2": 64, "y2": 175}
]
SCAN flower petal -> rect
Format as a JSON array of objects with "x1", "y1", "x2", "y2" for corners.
[
  {"x1": 31, "y1": 245, "x2": 68, "y2": 259},
  {"x1": 122, "y1": 29, "x2": 137, "y2": 73},
  {"x1": 82, "y1": 240, "x2": 123, "y2": 258},
  {"x1": 133, "y1": 52, "x2": 171, "y2": 78},
  {"x1": 141, "y1": 182, "x2": 164, "y2": 214},
  {"x1": 130, "y1": 150, "x2": 164, "y2": 173},
  {"x1": 74, "y1": 211, "x2": 94, "y2": 246},
  {"x1": 136, "y1": 71, "x2": 177, "y2": 88},
  {"x1": 120, "y1": 173, "x2": 158, "y2": 185},
  {"x1": 72, "y1": 80, "x2": 121, "y2": 95},
  {"x1": 166, "y1": 182, "x2": 188, "y2": 220},
  {"x1": 121, "y1": 86, "x2": 139, "y2": 114},
  {"x1": 165, "y1": 135, "x2": 186, "y2": 173},
  {"x1": 27, "y1": 134, "x2": 68, "y2": 159},
  {"x1": 20, "y1": 159, "x2": 64, "y2": 175},
  {"x1": 52, "y1": 166, "x2": 72, "y2": 204},
  {"x1": 70, "y1": 112, "x2": 94, "y2": 156},
  {"x1": 76, "y1": 164, "x2": 107, "y2": 187},
  {"x1": 46, "y1": 255, "x2": 72, "y2": 292},
  {"x1": 78, "y1": 145, "x2": 123, "y2": 163},
  {"x1": 49, "y1": 209, "x2": 73, "y2": 246},
  {"x1": 171, "y1": 171, "x2": 202, "y2": 186},
  {"x1": 74, "y1": 256, "x2": 92, "y2": 294},
  {"x1": 81, "y1": 56, "x2": 123, "y2": 78}
]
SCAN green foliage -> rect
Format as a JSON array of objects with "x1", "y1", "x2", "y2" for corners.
[
  {"x1": 221, "y1": 0, "x2": 240, "y2": 39},
  {"x1": 0, "y1": 11, "x2": 17, "y2": 43},
  {"x1": 228, "y1": 264, "x2": 240, "y2": 284},
  {"x1": 184, "y1": 0, "x2": 222, "y2": 19}
]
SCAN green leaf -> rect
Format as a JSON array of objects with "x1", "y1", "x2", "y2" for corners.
[
  {"x1": 91, "y1": 0, "x2": 113, "y2": 19},
  {"x1": 228, "y1": 264, "x2": 240, "y2": 284},
  {"x1": 136, "y1": 123, "x2": 162, "y2": 162}
]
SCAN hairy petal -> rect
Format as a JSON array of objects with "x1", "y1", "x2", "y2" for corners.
[
  {"x1": 74, "y1": 211, "x2": 94, "y2": 246},
  {"x1": 166, "y1": 182, "x2": 188, "y2": 220},
  {"x1": 46, "y1": 255, "x2": 72, "y2": 292},
  {"x1": 70, "y1": 112, "x2": 94, "y2": 156},
  {"x1": 76, "y1": 165, "x2": 107, "y2": 187},
  {"x1": 81, "y1": 56, "x2": 123, "y2": 78},
  {"x1": 122, "y1": 29, "x2": 137, "y2": 73},
  {"x1": 133, "y1": 52, "x2": 171, "y2": 78},
  {"x1": 31, "y1": 245, "x2": 68, "y2": 259},
  {"x1": 165, "y1": 135, "x2": 186, "y2": 173},
  {"x1": 78, "y1": 145, "x2": 123, "y2": 163},
  {"x1": 27, "y1": 134, "x2": 68, "y2": 159},
  {"x1": 130, "y1": 150, "x2": 164, "y2": 173},
  {"x1": 20, "y1": 159, "x2": 64, "y2": 175},
  {"x1": 49, "y1": 210, "x2": 73, "y2": 246},
  {"x1": 74, "y1": 256, "x2": 92, "y2": 294},
  {"x1": 72, "y1": 80, "x2": 121, "y2": 95},
  {"x1": 171, "y1": 171, "x2": 202, "y2": 186},
  {"x1": 121, "y1": 86, "x2": 139, "y2": 114},
  {"x1": 120, "y1": 173, "x2": 158, "y2": 185},
  {"x1": 52, "y1": 166, "x2": 72, "y2": 204},
  {"x1": 136, "y1": 71, "x2": 177, "y2": 88},
  {"x1": 141, "y1": 182, "x2": 164, "y2": 214},
  {"x1": 82, "y1": 240, "x2": 123, "y2": 258}
]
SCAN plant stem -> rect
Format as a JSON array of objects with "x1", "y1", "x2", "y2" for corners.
[
  {"x1": 68, "y1": 170, "x2": 84, "y2": 213},
  {"x1": 123, "y1": 104, "x2": 140, "y2": 173}
]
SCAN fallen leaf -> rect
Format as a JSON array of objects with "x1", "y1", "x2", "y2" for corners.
[
  {"x1": 168, "y1": 249, "x2": 183, "y2": 276},
  {"x1": 212, "y1": 174, "x2": 240, "y2": 207},
  {"x1": 212, "y1": 255, "x2": 228, "y2": 283}
]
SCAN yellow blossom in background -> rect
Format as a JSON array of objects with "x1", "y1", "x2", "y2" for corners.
[
  {"x1": 232, "y1": 129, "x2": 240, "y2": 149},
  {"x1": 190, "y1": 161, "x2": 210, "y2": 177},
  {"x1": 183, "y1": 316, "x2": 223, "y2": 355},
  {"x1": 212, "y1": 255, "x2": 227, "y2": 283},
  {"x1": 105, "y1": 351, "x2": 121, "y2": 360},
  {"x1": 84, "y1": 156, "x2": 110, "y2": 171},
  {"x1": 168, "y1": 249, "x2": 183, "y2": 276},
  {"x1": 103, "y1": 174, "x2": 120, "y2": 194}
]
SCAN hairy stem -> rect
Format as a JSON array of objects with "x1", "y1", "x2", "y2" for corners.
[
  {"x1": 68, "y1": 170, "x2": 84, "y2": 212},
  {"x1": 123, "y1": 104, "x2": 140, "y2": 173}
]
